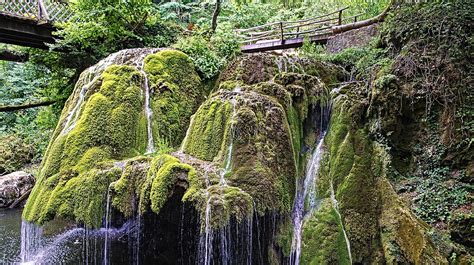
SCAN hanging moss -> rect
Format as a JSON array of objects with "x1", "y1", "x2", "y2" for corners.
[
  {"x1": 182, "y1": 96, "x2": 233, "y2": 161},
  {"x1": 276, "y1": 217, "x2": 294, "y2": 257},
  {"x1": 145, "y1": 50, "x2": 205, "y2": 148},
  {"x1": 149, "y1": 155, "x2": 196, "y2": 214},
  {"x1": 112, "y1": 157, "x2": 150, "y2": 218}
]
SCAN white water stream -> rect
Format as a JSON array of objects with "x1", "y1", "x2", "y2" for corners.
[
  {"x1": 137, "y1": 60, "x2": 155, "y2": 154},
  {"x1": 290, "y1": 132, "x2": 326, "y2": 265},
  {"x1": 330, "y1": 181, "x2": 353, "y2": 264}
]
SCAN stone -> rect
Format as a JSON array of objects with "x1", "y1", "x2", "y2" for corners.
[{"x1": 0, "y1": 171, "x2": 35, "y2": 208}]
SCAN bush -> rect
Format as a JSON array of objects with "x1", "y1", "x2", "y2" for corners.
[{"x1": 0, "y1": 135, "x2": 34, "y2": 174}]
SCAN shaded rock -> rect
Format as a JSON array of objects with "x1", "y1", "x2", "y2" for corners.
[
  {"x1": 0, "y1": 171, "x2": 35, "y2": 208},
  {"x1": 326, "y1": 24, "x2": 380, "y2": 54}
]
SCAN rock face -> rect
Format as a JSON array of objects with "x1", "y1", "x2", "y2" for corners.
[
  {"x1": 0, "y1": 171, "x2": 35, "y2": 208},
  {"x1": 23, "y1": 48, "x2": 206, "y2": 227},
  {"x1": 22, "y1": 50, "x2": 453, "y2": 264}
]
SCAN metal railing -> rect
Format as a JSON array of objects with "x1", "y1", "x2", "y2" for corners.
[{"x1": 0, "y1": 0, "x2": 72, "y2": 23}]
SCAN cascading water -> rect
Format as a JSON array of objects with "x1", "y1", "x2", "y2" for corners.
[
  {"x1": 330, "y1": 181, "x2": 352, "y2": 264},
  {"x1": 290, "y1": 131, "x2": 326, "y2": 265},
  {"x1": 20, "y1": 220, "x2": 43, "y2": 262},
  {"x1": 138, "y1": 60, "x2": 155, "y2": 154},
  {"x1": 61, "y1": 51, "x2": 126, "y2": 136},
  {"x1": 103, "y1": 187, "x2": 112, "y2": 265}
]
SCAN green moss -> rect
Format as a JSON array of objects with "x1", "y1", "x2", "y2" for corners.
[
  {"x1": 149, "y1": 155, "x2": 195, "y2": 214},
  {"x1": 112, "y1": 157, "x2": 150, "y2": 218},
  {"x1": 276, "y1": 218, "x2": 294, "y2": 257},
  {"x1": 187, "y1": 184, "x2": 254, "y2": 230},
  {"x1": 24, "y1": 50, "x2": 208, "y2": 226},
  {"x1": 300, "y1": 199, "x2": 351, "y2": 265},
  {"x1": 74, "y1": 147, "x2": 112, "y2": 173},
  {"x1": 182, "y1": 96, "x2": 233, "y2": 161},
  {"x1": 145, "y1": 50, "x2": 205, "y2": 148}
]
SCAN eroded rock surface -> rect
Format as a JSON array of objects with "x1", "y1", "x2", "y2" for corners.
[{"x1": 0, "y1": 171, "x2": 35, "y2": 208}]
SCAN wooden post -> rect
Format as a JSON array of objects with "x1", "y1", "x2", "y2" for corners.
[
  {"x1": 280, "y1": 22, "x2": 284, "y2": 43},
  {"x1": 354, "y1": 15, "x2": 358, "y2": 23},
  {"x1": 296, "y1": 26, "x2": 300, "y2": 38},
  {"x1": 38, "y1": 0, "x2": 50, "y2": 21},
  {"x1": 338, "y1": 9, "x2": 342, "y2": 25}
]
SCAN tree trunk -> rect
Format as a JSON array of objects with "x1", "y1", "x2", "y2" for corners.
[
  {"x1": 0, "y1": 99, "x2": 59, "y2": 112},
  {"x1": 211, "y1": 0, "x2": 221, "y2": 33},
  {"x1": 332, "y1": 0, "x2": 394, "y2": 34}
]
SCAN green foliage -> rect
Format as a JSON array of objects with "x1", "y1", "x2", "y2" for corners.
[
  {"x1": 0, "y1": 60, "x2": 60, "y2": 163},
  {"x1": 0, "y1": 135, "x2": 34, "y2": 174},
  {"x1": 412, "y1": 167, "x2": 470, "y2": 224},
  {"x1": 174, "y1": 22, "x2": 240, "y2": 79},
  {"x1": 174, "y1": 35, "x2": 223, "y2": 79},
  {"x1": 55, "y1": 0, "x2": 180, "y2": 60}
]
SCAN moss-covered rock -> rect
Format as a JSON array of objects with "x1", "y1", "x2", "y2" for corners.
[
  {"x1": 23, "y1": 49, "x2": 205, "y2": 227},
  {"x1": 311, "y1": 85, "x2": 447, "y2": 263},
  {"x1": 301, "y1": 199, "x2": 351, "y2": 265}
]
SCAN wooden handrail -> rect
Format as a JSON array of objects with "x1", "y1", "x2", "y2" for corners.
[
  {"x1": 236, "y1": 6, "x2": 349, "y2": 33},
  {"x1": 284, "y1": 7, "x2": 349, "y2": 24},
  {"x1": 235, "y1": 6, "x2": 360, "y2": 45}
]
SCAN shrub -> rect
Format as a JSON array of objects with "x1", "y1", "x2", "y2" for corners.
[{"x1": 0, "y1": 134, "x2": 34, "y2": 174}]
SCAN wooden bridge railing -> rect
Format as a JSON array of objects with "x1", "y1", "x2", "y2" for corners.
[
  {"x1": 0, "y1": 0, "x2": 72, "y2": 23},
  {"x1": 236, "y1": 7, "x2": 364, "y2": 45}
]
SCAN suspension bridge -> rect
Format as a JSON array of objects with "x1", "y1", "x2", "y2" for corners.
[{"x1": 0, "y1": 0, "x2": 72, "y2": 49}]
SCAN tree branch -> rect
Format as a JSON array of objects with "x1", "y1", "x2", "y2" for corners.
[
  {"x1": 0, "y1": 99, "x2": 60, "y2": 112},
  {"x1": 332, "y1": 0, "x2": 394, "y2": 34},
  {"x1": 0, "y1": 50, "x2": 29, "y2": 63}
]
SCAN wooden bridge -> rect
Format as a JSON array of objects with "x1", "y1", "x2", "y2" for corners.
[
  {"x1": 236, "y1": 7, "x2": 366, "y2": 53},
  {"x1": 0, "y1": 0, "x2": 72, "y2": 49}
]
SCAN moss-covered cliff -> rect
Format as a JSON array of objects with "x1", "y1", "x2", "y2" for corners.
[
  {"x1": 23, "y1": 49, "x2": 205, "y2": 227},
  {"x1": 21, "y1": 2, "x2": 472, "y2": 262}
]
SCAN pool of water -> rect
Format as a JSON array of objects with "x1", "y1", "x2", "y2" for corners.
[
  {"x1": 0, "y1": 208, "x2": 22, "y2": 263},
  {"x1": 0, "y1": 208, "x2": 138, "y2": 264}
]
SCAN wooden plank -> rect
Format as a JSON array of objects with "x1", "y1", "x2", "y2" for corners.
[{"x1": 240, "y1": 34, "x2": 330, "y2": 53}]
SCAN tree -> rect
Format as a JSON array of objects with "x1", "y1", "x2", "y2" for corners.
[{"x1": 211, "y1": 0, "x2": 222, "y2": 33}]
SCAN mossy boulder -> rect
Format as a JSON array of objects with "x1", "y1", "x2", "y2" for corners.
[
  {"x1": 23, "y1": 48, "x2": 205, "y2": 227},
  {"x1": 311, "y1": 86, "x2": 447, "y2": 263},
  {"x1": 301, "y1": 199, "x2": 351, "y2": 265}
]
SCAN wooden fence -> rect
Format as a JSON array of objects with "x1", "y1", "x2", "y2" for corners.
[
  {"x1": 236, "y1": 7, "x2": 364, "y2": 45},
  {"x1": 0, "y1": 0, "x2": 72, "y2": 23}
]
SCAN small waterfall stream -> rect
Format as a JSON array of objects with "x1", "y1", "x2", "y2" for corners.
[
  {"x1": 137, "y1": 60, "x2": 155, "y2": 154},
  {"x1": 103, "y1": 187, "x2": 112, "y2": 265},
  {"x1": 290, "y1": 132, "x2": 326, "y2": 265},
  {"x1": 330, "y1": 181, "x2": 352, "y2": 264}
]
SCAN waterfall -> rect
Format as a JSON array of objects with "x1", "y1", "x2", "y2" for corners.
[
  {"x1": 137, "y1": 60, "x2": 155, "y2": 154},
  {"x1": 180, "y1": 113, "x2": 195, "y2": 152},
  {"x1": 199, "y1": 169, "x2": 214, "y2": 265},
  {"x1": 290, "y1": 132, "x2": 326, "y2": 265},
  {"x1": 330, "y1": 181, "x2": 352, "y2": 264},
  {"x1": 61, "y1": 51, "x2": 125, "y2": 136},
  {"x1": 103, "y1": 187, "x2": 112, "y2": 265},
  {"x1": 20, "y1": 220, "x2": 43, "y2": 262},
  {"x1": 220, "y1": 90, "x2": 239, "y2": 185}
]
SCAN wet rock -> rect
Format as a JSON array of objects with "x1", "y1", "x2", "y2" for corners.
[{"x1": 0, "y1": 171, "x2": 35, "y2": 208}]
